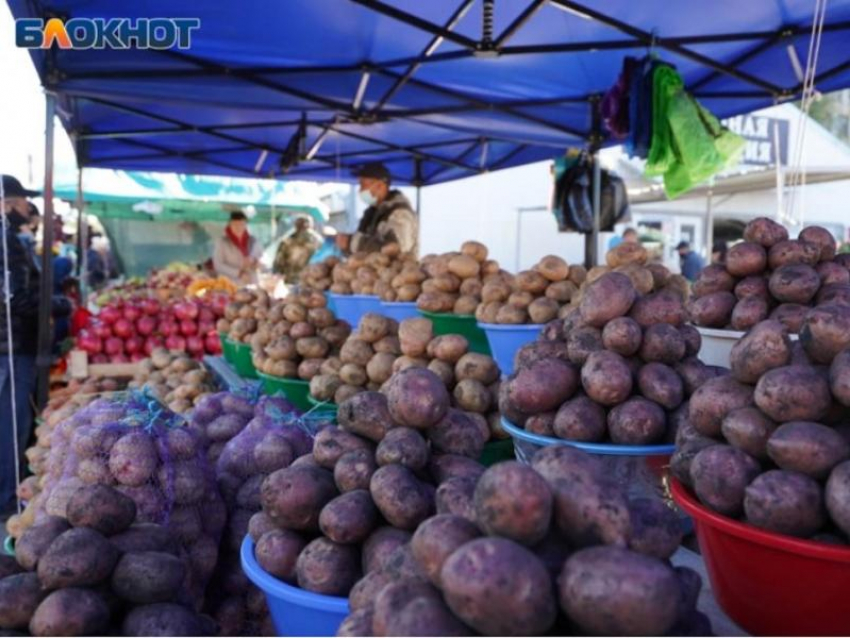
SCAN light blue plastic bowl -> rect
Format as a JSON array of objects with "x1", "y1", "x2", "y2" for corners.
[
  {"x1": 327, "y1": 293, "x2": 381, "y2": 328},
  {"x1": 501, "y1": 417, "x2": 676, "y2": 504},
  {"x1": 500, "y1": 417, "x2": 675, "y2": 457},
  {"x1": 379, "y1": 300, "x2": 419, "y2": 322},
  {"x1": 241, "y1": 536, "x2": 350, "y2": 637},
  {"x1": 478, "y1": 323, "x2": 544, "y2": 376}
]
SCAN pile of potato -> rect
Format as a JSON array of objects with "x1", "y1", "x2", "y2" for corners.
[
  {"x1": 298, "y1": 256, "x2": 341, "y2": 292},
  {"x1": 217, "y1": 288, "x2": 271, "y2": 340},
  {"x1": 689, "y1": 218, "x2": 850, "y2": 332},
  {"x1": 247, "y1": 367, "x2": 499, "y2": 600},
  {"x1": 128, "y1": 349, "x2": 216, "y2": 414},
  {"x1": 244, "y1": 288, "x2": 351, "y2": 380},
  {"x1": 414, "y1": 241, "x2": 502, "y2": 315},
  {"x1": 502, "y1": 270, "x2": 719, "y2": 445},
  {"x1": 309, "y1": 314, "x2": 505, "y2": 441},
  {"x1": 475, "y1": 254, "x2": 586, "y2": 325},
  {"x1": 304, "y1": 244, "x2": 418, "y2": 297},
  {"x1": 582, "y1": 242, "x2": 691, "y2": 305},
  {"x1": 0, "y1": 484, "x2": 218, "y2": 636},
  {"x1": 339, "y1": 449, "x2": 711, "y2": 636},
  {"x1": 672, "y1": 317, "x2": 850, "y2": 544},
  {"x1": 248, "y1": 419, "x2": 706, "y2": 637}
]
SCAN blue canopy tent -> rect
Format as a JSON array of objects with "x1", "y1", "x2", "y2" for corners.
[
  {"x1": 7, "y1": 0, "x2": 850, "y2": 405},
  {"x1": 9, "y1": 0, "x2": 850, "y2": 184}
]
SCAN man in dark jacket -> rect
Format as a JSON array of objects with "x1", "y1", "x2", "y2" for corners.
[
  {"x1": 1, "y1": 175, "x2": 46, "y2": 513},
  {"x1": 338, "y1": 163, "x2": 418, "y2": 256}
]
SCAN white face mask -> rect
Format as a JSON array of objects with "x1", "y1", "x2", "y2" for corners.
[{"x1": 359, "y1": 188, "x2": 377, "y2": 206}]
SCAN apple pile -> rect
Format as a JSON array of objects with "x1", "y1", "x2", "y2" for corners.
[{"x1": 75, "y1": 293, "x2": 230, "y2": 363}]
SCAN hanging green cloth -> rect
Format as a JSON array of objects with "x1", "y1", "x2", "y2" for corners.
[{"x1": 644, "y1": 67, "x2": 745, "y2": 198}]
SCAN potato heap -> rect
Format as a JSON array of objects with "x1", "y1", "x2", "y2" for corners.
[
  {"x1": 475, "y1": 254, "x2": 585, "y2": 325},
  {"x1": 336, "y1": 448, "x2": 708, "y2": 637},
  {"x1": 246, "y1": 288, "x2": 351, "y2": 380},
  {"x1": 309, "y1": 315, "x2": 505, "y2": 441},
  {"x1": 689, "y1": 218, "x2": 850, "y2": 332},
  {"x1": 128, "y1": 348, "x2": 216, "y2": 414},
  {"x1": 303, "y1": 243, "x2": 417, "y2": 297},
  {"x1": 204, "y1": 395, "x2": 316, "y2": 637},
  {"x1": 503, "y1": 271, "x2": 718, "y2": 446},
  {"x1": 298, "y1": 256, "x2": 342, "y2": 292},
  {"x1": 216, "y1": 288, "x2": 271, "y2": 340},
  {"x1": 0, "y1": 484, "x2": 217, "y2": 637},
  {"x1": 28, "y1": 397, "x2": 226, "y2": 607},
  {"x1": 416, "y1": 241, "x2": 503, "y2": 315},
  {"x1": 672, "y1": 317, "x2": 850, "y2": 544},
  {"x1": 249, "y1": 368, "x2": 500, "y2": 601},
  {"x1": 579, "y1": 242, "x2": 690, "y2": 306}
]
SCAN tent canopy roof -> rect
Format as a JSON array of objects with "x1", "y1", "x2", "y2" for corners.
[
  {"x1": 10, "y1": 0, "x2": 850, "y2": 185},
  {"x1": 53, "y1": 168, "x2": 327, "y2": 219}
]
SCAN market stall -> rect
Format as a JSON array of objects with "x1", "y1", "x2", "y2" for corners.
[
  {"x1": 53, "y1": 169, "x2": 327, "y2": 277},
  {"x1": 5, "y1": 1, "x2": 850, "y2": 637}
]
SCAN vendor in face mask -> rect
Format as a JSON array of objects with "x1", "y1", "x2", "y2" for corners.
[{"x1": 337, "y1": 162, "x2": 419, "y2": 257}]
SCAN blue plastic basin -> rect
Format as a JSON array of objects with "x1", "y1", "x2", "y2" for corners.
[
  {"x1": 500, "y1": 417, "x2": 675, "y2": 457},
  {"x1": 327, "y1": 293, "x2": 382, "y2": 328},
  {"x1": 478, "y1": 323, "x2": 544, "y2": 376},
  {"x1": 379, "y1": 300, "x2": 419, "y2": 322},
  {"x1": 501, "y1": 416, "x2": 675, "y2": 503},
  {"x1": 241, "y1": 536, "x2": 349, "y2": 637}
]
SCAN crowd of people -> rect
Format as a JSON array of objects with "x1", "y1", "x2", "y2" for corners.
[{"x1": 213, "y1": 161, "x2": 420, "y2": 286}]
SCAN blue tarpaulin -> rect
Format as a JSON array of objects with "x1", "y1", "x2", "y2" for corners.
[{"x1": 9, "y1": 0, "x2": 850, "y2": 185}]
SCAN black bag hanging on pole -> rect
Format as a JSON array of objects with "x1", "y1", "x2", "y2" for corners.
[{"x1": 553, "y1": 154, "x2": 630, "y2": 234}]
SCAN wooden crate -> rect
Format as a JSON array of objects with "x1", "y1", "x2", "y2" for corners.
[{"x1": 68, "y1": 350, "x2": 141, "y2": 380}]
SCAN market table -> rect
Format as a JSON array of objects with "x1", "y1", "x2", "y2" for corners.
[{"x1": 671, "y1": 547, "x2": 747, "y2": 637}]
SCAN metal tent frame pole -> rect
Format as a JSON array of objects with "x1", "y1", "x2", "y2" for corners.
[
  {"x1": 35, "y1": 93, "x2": 56, "y2": 409},
  {"x1": 590, "y1": 154, "x2": 601, "y2": 268},
  {"x1": 585, "y1": 97, "x2": 603, "y2": 269},
  {"x1": 704, "y1": 181, "x2": 715, "y2": 263}
]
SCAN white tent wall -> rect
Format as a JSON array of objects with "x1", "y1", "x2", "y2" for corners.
[{"x1": 420, "y1": 162, "x2": 585, "y2": 270}]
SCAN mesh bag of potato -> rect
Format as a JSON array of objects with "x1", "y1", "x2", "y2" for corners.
[
  {"x1": 205, "y1": 395, "x2": 317, "y2": 636},
  {"x1": 32, "y1": 393, "x2": 226, "y2": 609}
]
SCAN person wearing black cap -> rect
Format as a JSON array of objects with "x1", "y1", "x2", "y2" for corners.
[
  {"x1": 676, "y1": 240, "x2": 704, "y2": 282},
  {"x1": 214, "y1": 210, "x2": 264, "y2": 284},
  {"x1": 0, "y1": 176, "x2": 48, "y2": 512},
  {"x1": 339, "y1": 162, "x2": 418, "y2": 256}
]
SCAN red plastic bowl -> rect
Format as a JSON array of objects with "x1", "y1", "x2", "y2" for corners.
[{"x1": 671, "y1": 478, "x2": 850, "y2": 636}]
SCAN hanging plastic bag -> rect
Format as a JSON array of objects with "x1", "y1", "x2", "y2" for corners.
[
  {"x1": 553, "y1": 155, "x2": 631, "y2": 233},
  {"x1": 663, "y1": 91, "x2": 745, "y2": 198},
  {"x1": 645, "y1": 65, "x2": 683, "y2": 178}
]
